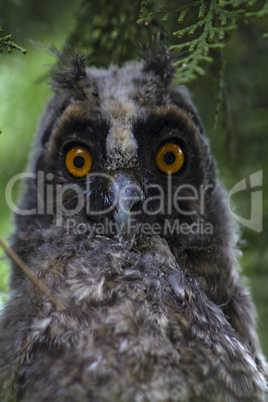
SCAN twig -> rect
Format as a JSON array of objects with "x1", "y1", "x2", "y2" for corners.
[{"x1": 0, "y1": 238, "x2": 65, "y2": 311}]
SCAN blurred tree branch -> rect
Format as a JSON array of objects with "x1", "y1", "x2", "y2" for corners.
[{"x1": 0, "y1": 26, "x2": 27, "y2": 55}]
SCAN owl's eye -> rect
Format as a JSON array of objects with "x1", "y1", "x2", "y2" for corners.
[
  {"x1": 65, "y1": 146, "x2": 92, "y2": 177},
  {"x1": 156, "y1": 142, "x2": 184, "y2": 174}
]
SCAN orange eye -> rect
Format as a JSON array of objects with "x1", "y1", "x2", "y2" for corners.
[
  {"x1": 156, "y1": 142, "x2": 184, "y2": 174},
  {"x1": 65, "y1": 146, "x2": 92, "y2": 177}
]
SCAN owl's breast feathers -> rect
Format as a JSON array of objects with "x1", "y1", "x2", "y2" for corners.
[{"x1": 0, "y1": 232, "x2": 267, "y2": 401}]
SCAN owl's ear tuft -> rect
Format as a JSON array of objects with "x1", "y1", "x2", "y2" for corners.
[
  {"x1": 142, "y1": 46, "x2": 175, "y2": 85},
  {"x1": 49, "y1": 47, "x2": 90, "y2": 97}
]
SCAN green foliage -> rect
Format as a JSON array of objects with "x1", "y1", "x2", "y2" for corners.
[
  {"x1": 68, "y1": 1, "x2": 160, "y2": 66},
  {"x1": 0, "y1": 26, "x2": 27, "y2": 55},
  {"x1": 138, "y1": 0, "x2": 268, "y2": 85}
]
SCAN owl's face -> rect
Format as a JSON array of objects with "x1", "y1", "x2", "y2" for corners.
[{"x1": 14, "y1": 51, "x2": 223, "y2": 266}]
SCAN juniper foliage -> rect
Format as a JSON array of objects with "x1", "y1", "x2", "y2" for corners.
[{"x1": 138, "y1": 0, "x2": 268, "y2": 84}]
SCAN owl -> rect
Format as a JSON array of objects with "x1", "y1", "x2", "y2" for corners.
[{"x1": 0, "y1": 49, "x2": 267, "y2": 401}]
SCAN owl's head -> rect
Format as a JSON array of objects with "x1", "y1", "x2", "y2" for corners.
[{"x1": 12, "y1": 49, "x2": 233, "y2": 285}]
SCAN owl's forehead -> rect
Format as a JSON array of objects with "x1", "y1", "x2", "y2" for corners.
[
  {"x1": 90, "y1": 63, "x2": 142, "y2": 116},
  {"x1": 90, "y1": 63, "x2": 144, "y2": 169}
]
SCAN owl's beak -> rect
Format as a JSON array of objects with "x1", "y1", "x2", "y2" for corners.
[{"x1": 108, "y1": 171, "x2": 142, "y2": 241}]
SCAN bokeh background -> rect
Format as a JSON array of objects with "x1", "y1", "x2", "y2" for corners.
[{"x1": 0, "y1": 0, "x2": 267, "y2": 357}]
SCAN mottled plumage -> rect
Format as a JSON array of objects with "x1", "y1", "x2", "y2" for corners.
[{"x1": 0, "y1": 49, "x2": 267, "y2": 401}]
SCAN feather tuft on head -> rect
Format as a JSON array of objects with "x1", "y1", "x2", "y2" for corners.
[
  {"x1": 142, "y1": 45, "x2": 175, "y2": 84},
  {"x1": 49, "y1": 47, "x2": 89, "y2": 96}
]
